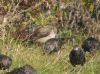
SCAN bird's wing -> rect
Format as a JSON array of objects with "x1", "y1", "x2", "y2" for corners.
[{"x1": 27, "y1": 26, "x2": 51, "y2": 41}]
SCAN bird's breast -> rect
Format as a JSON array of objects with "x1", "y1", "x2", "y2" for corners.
[{"x1": 37, "y1": 30, "x2": 56, "y2": 43}]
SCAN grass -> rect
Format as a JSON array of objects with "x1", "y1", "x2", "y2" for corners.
[
  {"x1": 0, "y1": 0, "x2": 100, "y2": 74},
  {"x1": 0, "y1": 35, "x2": 100, "y2": 74}
]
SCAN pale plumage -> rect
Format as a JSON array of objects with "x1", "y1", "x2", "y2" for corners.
[{"x1": 24, "y1": 19, "x2": 61, "y2": 43}]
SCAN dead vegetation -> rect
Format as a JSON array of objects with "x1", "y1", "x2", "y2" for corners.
[{"x1": 0, "y1": 0, "x2": 100, "y2": 42}]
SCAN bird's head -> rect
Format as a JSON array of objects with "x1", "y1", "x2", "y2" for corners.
[
  {"x1": 48, "y1": 19, "x2": 62, "y2": 29},
  {"x1": 73, "y1": 45, "x2": 81, "y2": 51}
]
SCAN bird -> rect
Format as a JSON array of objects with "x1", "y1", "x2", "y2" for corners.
[
  {"x1": 43, "y1": 38, "x2": 64, "y2": 54},
  {"x1": 82, "y1": 37, "x2": 100, "y2": 55},
  {"x1": 7, "y1": 64, "x2": 37, "y2": 74},
  {"x1": 0, "y1": 53, "x2": 12, "y2": 70},
  {"x1": 69, "y1": 45, "x2": 86, "y2": 67},
  {"x1": 24, "y1": 19, "x2": 61, "y2": 43}
]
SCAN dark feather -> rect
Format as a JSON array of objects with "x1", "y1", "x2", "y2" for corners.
[
  {"x1": 43, "y1": 38, "x2": 64, "y2": 54},
  {"x1": 69, "y1": 46, "x2": 86, "y2": 67},
  {"x1": 82, "y1": 37, "x2": 100, "y2": 55},
  {"x1": 0, "y1": 54, "x2": 12, "y2": 70},
  {"x1": 7, "y1": 64, "x2": 37, "y2": 74}
]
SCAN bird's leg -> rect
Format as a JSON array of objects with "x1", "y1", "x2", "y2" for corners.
[
  {"x1": 3, "y1": 69, "x2": 8, "y2": 74},
  {"x1": 70, "y1": 66, "x2": 76, "y2": 72},
  {"x1": 90, "y1": 50, "x2": 96, "y2": 58},
  {"x1": 81, "y1": 63, "x2": 84, "y2": 66},
  {"x1": 57, "y1": 50, "x2": 61, "y2": 55}
]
